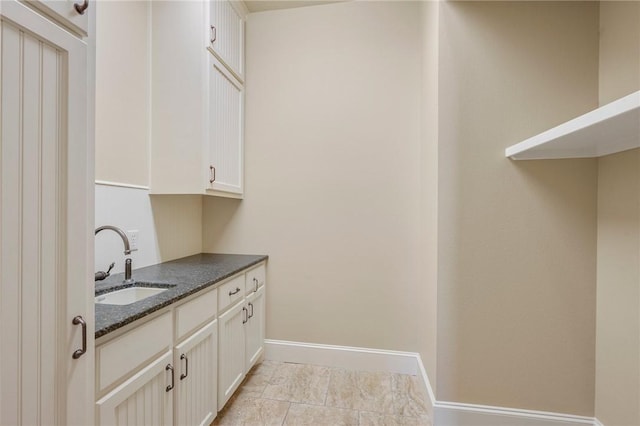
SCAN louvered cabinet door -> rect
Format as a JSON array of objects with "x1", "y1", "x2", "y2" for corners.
[
  {"x1": 96, "y1": 351, "x2": 174, "y2": 426},
  {"x1": 174, "y1": 320, "x2": 218, "y2": 426},
  {"x1": 208, "y1": 55, "x2": 244, "y2": 196},
  {"x1": 208, "y1": 0, "x2": 245, "y2": 81},
  {"x1": 0, "y1": 1, "x2": 92, "y2": 425}
]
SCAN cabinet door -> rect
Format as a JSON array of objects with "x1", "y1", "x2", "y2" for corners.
[
  {"x1": 175, "y1": 320, "x2": 218, "y2": 426},
  {"x1": 245, "y1": 284, "x2": 265, "y2": 371},
  {"x1": 208, "y1": 55, "x2": 244, "y2": 195},
  {"x1": 96, "y1": 351, "x2": 174, "y2": 426},
  {"x1": 28, "y1": 0, "x2": 89, "y2": 36},
  {"x1": 218, "y1": 300, "x2": 247, "y2": 409},
  {"x1": 0, "y1": 2, "x2": 93, "y2": 425},
  {"x1": 208, "y1": 0, "x2": 244, "y2": 81}
]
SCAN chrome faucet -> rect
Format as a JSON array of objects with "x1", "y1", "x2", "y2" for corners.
[{"x1": 95, "y1": 225, "x2": 134, "y2": 284}]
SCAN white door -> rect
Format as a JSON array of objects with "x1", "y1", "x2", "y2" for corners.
[
  {"x1": 96, "y1": 351, "x2": 174, "y2": 426},
  {"x1": 218, "y1": 300, "x2": 246, "y2": 409},
  {"x1": 208, "y1": 0, "x2": 244, "y2": 80},
  {"x1": 0, "y1": 1, "x2": 93, "y2": 425},
  {"x1": 208, "y1": 55, "x2": 244, "y2": 195},
  {"x1": 174, "y1": 320, "x2": 218, "y2": 426},
  {"x1": 245, "y1": 285, "x2": 265, "y2": 371}
]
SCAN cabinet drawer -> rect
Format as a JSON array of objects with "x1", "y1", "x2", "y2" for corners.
[
  {"x1": 175, "y1": 288, "x2": 217, "y2": 341},
  {"x1": 218, "y1": 274, "x2": 245, "y2": 312},
  {"x1": 245, "y1": 263, "x2": 266, "y2": 295},
  {"x1": 97, "y1": 312, "x2": 173, "y2": 393}
]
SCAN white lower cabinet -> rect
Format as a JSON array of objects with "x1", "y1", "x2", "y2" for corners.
[
  {"x1": 218, "y1": 300, "x2": 247, "y2": 408},
  {"x1": 246, "y1": 284, "x2": 266, "y2": 369},
  {"x1": 96, "y1": 351, "x2": 174, "y2": 426},
  {"x1": 95, "y1": 261, "x2": 266, "y2": 424},
  {"x1": 218, "y1": 263, "x2": 267, "y2": 411},
  {"x1": 174, "y1": 319, "x2": 218, "y2": 426}
]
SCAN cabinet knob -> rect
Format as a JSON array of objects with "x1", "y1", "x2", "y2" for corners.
[{"x1": 74, "y1": 0, "x2": 89, "y2": 15}]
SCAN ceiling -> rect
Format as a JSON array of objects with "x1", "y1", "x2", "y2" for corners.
[{"x1": 244, "y1": 0, "x2": 347, "y2": 13}]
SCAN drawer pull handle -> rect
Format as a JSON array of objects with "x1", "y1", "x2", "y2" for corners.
[
  {"x1": 210, "y1": 25, "x2": 217, "y2": 44},
  {"x1": 74, "y1": 0, "x2": 88, "y2": 15},
  {"x1": 166, "y1": 364, "x2": 175, "y2": 392},
  {"x1": 72, "y1": 316, "x2": 87, "y2": 359},
  {"x1": 229, "y1": 287, "x2": 241, "y2": 296},
  {"x1": 209, "y1": 165, "x2": 216, "y2": 184},
  {"x1": 253, "y1": 277, "x2": 259, "y2": 293},
  {"x1": 180, "y1": 354, "x2": 188, "y2": 380},
  {"x1": 248, "y1": 302, "x2": 254, "y2": 319},
  {"x1": 242, "y1": 306, "x2": 248, "y2": 324}
]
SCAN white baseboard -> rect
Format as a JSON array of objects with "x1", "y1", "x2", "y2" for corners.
[
  {"x1": 264, "y1": 339, "x2": 600, "y2": 426},
  {"x1": 433, "y1": 401, "x2": 596, "y2": 426},
  {"x1": 264, "y1": 339, "x2": 419, "y2": 375}
]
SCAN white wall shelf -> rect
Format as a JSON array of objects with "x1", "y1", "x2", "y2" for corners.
[{"x1": 506, "y1": 91, "x2": 640, "y2": 160}]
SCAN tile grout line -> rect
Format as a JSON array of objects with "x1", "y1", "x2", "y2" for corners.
[
  {"x1": 390, "y1": 373, "x2": 398, "y2": 416},
  {"x1": 281, "y1": 401, "x2": 293, "y2": 426},
  {"x1": 323, "y1": 367, "x2": 336, "y2": 406}
]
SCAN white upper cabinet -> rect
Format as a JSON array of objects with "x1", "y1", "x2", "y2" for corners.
[
  {"x1": 208, "y1": 0, "x2": 246, "y2": 82},
  {"x1": 28, "y1": 0, "x2": 89, "y2": 36},
  {"x1": 209, "y1": 54, "x2": 244, "y2": 195},
  {"x1": 150, "y1": 0, "x2": 245, "y2": 198}
]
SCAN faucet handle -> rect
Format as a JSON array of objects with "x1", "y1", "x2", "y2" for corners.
[{"x1": 95, "y1": 262, "x2": 115, "y2": 281}]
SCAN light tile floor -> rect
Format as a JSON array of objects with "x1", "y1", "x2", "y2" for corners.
[{"x1": 213, "y1": 361, "x2": 432, "y2": 426}]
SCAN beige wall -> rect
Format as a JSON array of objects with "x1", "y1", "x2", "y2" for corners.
[
  {"x1": 595, "y1": 3, "x2": 640, "y2": 425},
  {"x1": 95, "y1": 1, "x2": 150, "y2": 187},
  {"x1": 203, "y1": 1, "x2": 424, "y2": 353},
  {"x1": 437, "y1": 1, "x2": 599, "y2": 415},
  {"x1": 595, "y1": 150, "x2": 640, "y2": 426},
  {"x1": 420, "y1": 0, "x2": 440, "y2": 392},
  {"x1": 598, "y1": 1, "x2": 640, "y2": 105},
  {"x1": 94, "y1": 1, "x2": 202, "y2": 267}
]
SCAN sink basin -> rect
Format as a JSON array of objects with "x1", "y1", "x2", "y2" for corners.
[{"x1": 95, "y1": 286, "x2": 170, "y2": 305}]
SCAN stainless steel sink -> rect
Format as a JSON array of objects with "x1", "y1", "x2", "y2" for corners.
[{"x1": 95, "y1": 284, "x2": 174, "y2": 305}]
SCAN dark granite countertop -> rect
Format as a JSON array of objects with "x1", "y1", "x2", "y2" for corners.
[{"x1": 95, "y1": 253, "x2": 268, "y2": 339}]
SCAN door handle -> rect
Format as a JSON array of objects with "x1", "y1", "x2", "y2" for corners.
[
  {"x1": 72, "y1": 316, "x2": 86, "y2": 359},
  {"x1": 248, "y1": 302, "x2": 254, "y2": 319},
  {"x1": 209, "y1": 165, "x2": 216, "y2": 184},
  {"x1": 210, "y1": 25, "x2": 217, "y2": 44},
  {"x1": 180, "y1": 354, "x2": 189, "y2": 380},
  {"x1": 166, "y1": 364, "x2": 175, "y2": 392},
  {"x1": 242, "y1": 306, "x2": 248, "y2": 324}
]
